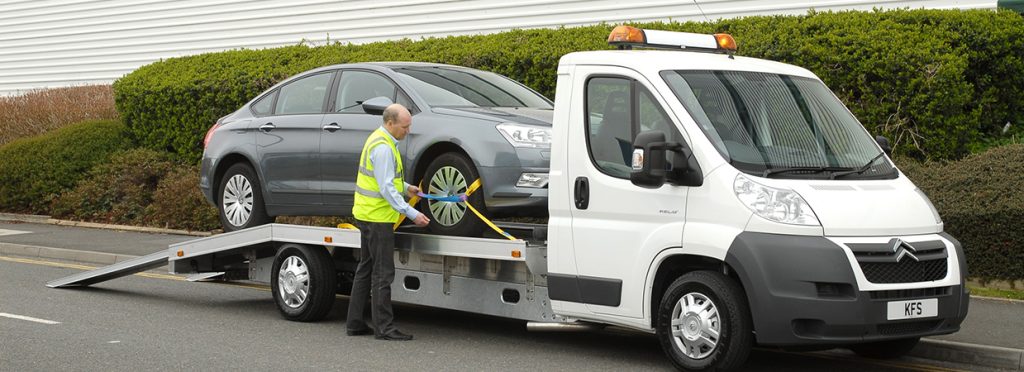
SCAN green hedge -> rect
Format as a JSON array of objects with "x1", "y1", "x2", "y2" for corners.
[
  {"x1": 0, "y1": 120, "x2": 132, "y2": 213},
  {"x1": 114, "y1": 9, "x2": 1024, "y2": 163},
  {"x1": 898, "y1": 144, "x2": 1024, "y2": 282}
]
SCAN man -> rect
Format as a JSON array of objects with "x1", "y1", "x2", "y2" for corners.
[{"x1": 347, "y1": 104, "x2": 430, "y2": 341}]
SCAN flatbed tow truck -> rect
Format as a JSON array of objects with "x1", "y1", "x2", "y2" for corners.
[{"x1": 49, "y1": 27, "x2": 969, "y2": 371}]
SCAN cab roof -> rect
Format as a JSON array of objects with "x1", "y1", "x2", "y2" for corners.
[{"x1": 558, "y1": 50, "x2": 819, "y2": 80}]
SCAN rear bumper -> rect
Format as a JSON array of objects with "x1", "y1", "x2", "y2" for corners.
[{"x1": 725, "y1": 232, "x2": 970, "y2": 346}]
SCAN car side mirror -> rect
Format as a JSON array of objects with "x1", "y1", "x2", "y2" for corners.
[
  {"x1": 631, "y1": 131, "x2": 684, "y2": 189},
  {"x1": 876, "y1": 135, "x2": 892, "y2": 156},
  {"x1": 361, "y1": 96, "x2": 394, "y2": 116}
]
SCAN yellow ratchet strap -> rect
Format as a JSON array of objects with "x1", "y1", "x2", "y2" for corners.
[{"x1": 389, "y1": 178, "x2": 517, "y2": 240}]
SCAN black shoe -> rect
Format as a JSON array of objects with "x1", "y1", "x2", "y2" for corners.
[
  {"x1": 347, "y1": 327, "x2": 372, "y2": 336},
  {"x1": 375, "y1": 330, "x2": 413, "y2": 341}
]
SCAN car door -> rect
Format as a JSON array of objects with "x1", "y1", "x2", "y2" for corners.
[
  {"x1": 320, "y1": 69, "x2": 415, "y2": 209},
  {"x1": 256, "y1": 71, "x2": 334, "y2": 206},
  {"x1": 567, "y1": 67, "x2": 690, "y2": 319}
]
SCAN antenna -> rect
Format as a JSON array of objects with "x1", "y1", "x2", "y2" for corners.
[{"x1": 692, "y1": 0, "x2": 711, "y2": 23}]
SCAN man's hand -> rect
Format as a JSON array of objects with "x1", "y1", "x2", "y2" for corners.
[
  {"x1": 413, "y1": 214, "x2": 430, "y2": 227},
  {"x1": 406, "y1": 185, "x2": 420, "y2": 199}
]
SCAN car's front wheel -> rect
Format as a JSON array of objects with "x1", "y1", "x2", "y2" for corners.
[
  {"x1": 420, "y1": 152, "x2": 486, "y2": 236},
  {"x1": 217, "y1": 162, "x2": 273, "y2": 232}
]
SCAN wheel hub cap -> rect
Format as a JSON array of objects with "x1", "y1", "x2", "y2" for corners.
[
  {"x1": 277, "y1": 256, "x2": 309, "y2": 308},
  {"x1": 670, "y1": 292, "x2": 721, "y2": 359},
  {"x1": 428, "y1": 165, "x2": 468, "y2": 227},
  {"x1": 222, "y1": 174, "x2": 254, "y2": 227}
]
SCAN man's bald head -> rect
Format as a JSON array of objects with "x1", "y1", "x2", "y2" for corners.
[{"x1": 382, "y1": 104, "x2": 413, "y2": 140}]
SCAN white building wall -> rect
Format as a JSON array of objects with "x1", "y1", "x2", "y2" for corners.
[{"x1": 0, "y1": 0, "x2": 998, "y2": 96}]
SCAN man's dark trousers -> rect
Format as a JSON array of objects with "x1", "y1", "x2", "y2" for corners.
[{"x1": 346, "y1": 220, "x2": 397, "y2": 336}]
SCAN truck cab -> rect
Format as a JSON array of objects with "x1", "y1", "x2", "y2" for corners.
[{"x1": 546, "y1": 26, "x2": 969, "y2": 371}]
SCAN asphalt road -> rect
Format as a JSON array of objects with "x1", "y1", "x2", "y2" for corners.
[{"x1": 0, "y1": 257, "x2": 989, "y2": 372}]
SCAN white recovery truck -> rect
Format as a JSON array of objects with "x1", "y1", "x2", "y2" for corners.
[{"x1": 49, "y1": 26, "x2": 969, "y2": 371}]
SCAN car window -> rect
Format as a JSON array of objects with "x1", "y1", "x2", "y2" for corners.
[
  {"x1": 275, "y1": 72, "x2": 332, "y2": 115},
  {"x1": 251, "y1": 91, "x2": 276, "y2": 116},
  {"x1": 395, "y1": 67, "x2": 552, "y2": 108},
  {"x1": 336, "y1": 70, "x2": 398, "y2": 113},
  {"x1": 586, "y1": 76, "x2": 683, "y2": 179}
]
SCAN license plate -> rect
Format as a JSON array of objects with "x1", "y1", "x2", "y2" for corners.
[{"x1": 887, "y1": 298, "x2": 938, "y2": 320}]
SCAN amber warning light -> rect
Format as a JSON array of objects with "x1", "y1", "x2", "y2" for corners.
[{"x1": 608, "y1": 25, "x2": 736, "y2": 54}]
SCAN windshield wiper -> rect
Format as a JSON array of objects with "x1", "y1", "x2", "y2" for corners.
[
  {"x1": 832, "y1": 152, "x2": 886, "y2": 179},
  {"x1": 762, "y1": 166, "x2": 853, "y2": 178}
]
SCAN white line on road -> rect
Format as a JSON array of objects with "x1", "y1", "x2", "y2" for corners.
[
  {"x1": 0, "y1": 228, "x2": 30, "y2": 237},
  {"x1": 0, "y1": 312, "x2": 60, "y2": 325}
]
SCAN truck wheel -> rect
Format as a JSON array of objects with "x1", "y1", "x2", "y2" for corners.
[
  {"x1": 421, "y1": 152, "x2": 485, "y2": 236},
  {"x1": 218, "y1": 163, "x2": 273, "y2": 232},
  {"x1": 271, "y1": 244, "x2": 337, "y2": 322},
  {"x1": 849, "y1": 337, "x2": 920, "y2": 359},
  {"x1": 657, "y1": 271, "x2": 753, "y2": 372}
]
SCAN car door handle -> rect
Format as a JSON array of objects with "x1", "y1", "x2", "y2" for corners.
[
  {"x1": 259, "y1": 123, "x2": 275, "y2": 133},
  {"x1": 322, "y1": 122, "x2": 341, "y2": 132},
  {"x1": 574, "y1": 176, "x2": 589, "y2": 210}
]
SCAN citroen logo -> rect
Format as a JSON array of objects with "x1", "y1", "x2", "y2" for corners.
[{"x1": 889, "y1": 238, "x2": 920, "y2": 263}]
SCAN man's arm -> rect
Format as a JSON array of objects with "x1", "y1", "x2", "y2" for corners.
[{"x1": 369, "y1": 144, "x2": 423, "y2": 221}]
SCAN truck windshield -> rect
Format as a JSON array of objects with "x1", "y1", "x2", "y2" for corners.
[
  {"x1": 395, "y1": 67, "x2": 553, "y2": 109},
  {"x1": 662, "y1": 70, "x2": 896, "y2": 179}
]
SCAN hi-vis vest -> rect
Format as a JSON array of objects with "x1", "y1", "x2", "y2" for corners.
[{"x1": 353, "y1": 127, "x2": 405, "y2": 223}]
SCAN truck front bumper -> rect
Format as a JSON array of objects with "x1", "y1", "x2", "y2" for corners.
[{"x1": 725, "y1": 232, "x2": 970, "y2": 347}]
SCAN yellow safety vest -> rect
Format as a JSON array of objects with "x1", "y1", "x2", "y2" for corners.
[{"x1": 353, "y1": 127, "x2": 406, "y2": 223}]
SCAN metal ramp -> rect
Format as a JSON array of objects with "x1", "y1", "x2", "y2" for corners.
[{"x1": 46, "y1": 250, "x2": 169, "y2": 288}]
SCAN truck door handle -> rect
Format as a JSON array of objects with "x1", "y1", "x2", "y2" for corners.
[
  {"x1": 322, "y1": 122, "x2": 341, "y2": 132},
  {"x1": 259, "y1": 123, "x2": 275, "y2": 133},
  {"x1": 574, "y1": 176, "x2": 589, "y2": 210}
]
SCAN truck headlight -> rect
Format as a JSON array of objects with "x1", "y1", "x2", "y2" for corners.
[
  {"x1": 497, "y1": 123, "x2": 551, "y2": 148},
  {"x1": 733, "y1": 174, "x2": 820, "y2": 226}
]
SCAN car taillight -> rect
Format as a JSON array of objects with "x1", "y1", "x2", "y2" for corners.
[{"x1": 203, "y1": 122, "x2": 221, "y2": 149}]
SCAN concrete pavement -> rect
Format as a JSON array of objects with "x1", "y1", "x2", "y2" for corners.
[{"x1": 0, "y1": 217, "x2": 1021, "y2": 370}]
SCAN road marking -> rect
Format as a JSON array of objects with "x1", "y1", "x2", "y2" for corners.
[
  {"x1": 0, "y1": 228, "x2": 30, "y2": 237},
  {"x1": 0, "y1": 312, "x2": 60, "y2": 325}
]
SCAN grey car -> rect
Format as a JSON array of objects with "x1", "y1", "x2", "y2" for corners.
[{"x1": 200, "y1": 62, "x2": 553, "y2": 235}]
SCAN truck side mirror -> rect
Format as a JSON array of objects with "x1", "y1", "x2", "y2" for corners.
[
  {"x1": 875, "y1": 135, "x2": 892, "y2": 156},
  {"x1": 631, "y1": 131, "x2": 683, "y2": 188},
  {"x1": 361, "y1": 96, "x2": 394, "y2": 116}
]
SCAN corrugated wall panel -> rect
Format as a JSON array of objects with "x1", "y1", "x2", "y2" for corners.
[{"x1": 0, "y1": 0, "x2": 998, "y2": 95}]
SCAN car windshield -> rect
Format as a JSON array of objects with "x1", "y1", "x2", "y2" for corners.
[
  {"x1": 662, "y1": 70, "x2": 896, "y2": 179},
  {"x1": 395, "y1": 67, "x2": 553, "y2": 109}
]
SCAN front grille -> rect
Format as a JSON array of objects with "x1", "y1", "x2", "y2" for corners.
[
  {"x1": 847, "y1": 239, "x2": 948, "y2": 284},
  {"x1": 869, "y1": 286, "x2": 951, "y2": 300},
  {"x1": 878, "y1": 320, "x2": 941, "y2": 336},
  {"x1": 860, "y1": 259, "x2": 947, "y2": 283}
]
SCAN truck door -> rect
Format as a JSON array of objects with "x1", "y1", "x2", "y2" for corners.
[{"x1": 566, "y1": 66, "x2": 690, "y2": 319}]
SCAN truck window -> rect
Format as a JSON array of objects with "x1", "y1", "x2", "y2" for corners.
[
  {"x1": 662, "y1": 70, "x2": 897, "y2": 179},
  {"x1": 586, "y1": 76, "x2": 684, "y2": 179}
]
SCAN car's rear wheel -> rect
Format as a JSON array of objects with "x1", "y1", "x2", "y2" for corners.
[
  {"x1": 420, "y1": 152, "x2": 486, "y2": 236},
  {"x1": 217, "y1": 162, "x2": 273, "y2": 232}
]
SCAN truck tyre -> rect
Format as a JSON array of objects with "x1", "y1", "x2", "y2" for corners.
[
  {"x1": 271, "y1": 244, "x2": 337, "y2": 322},
  {"x1": 657, "y1": 271, "x2": 753, "y2": 372},
  {"x1": 218, "y1": 162, "x2": 273, "y2": 232},
  {"x1": 420, "y1": 152, "x2": 486, "y2": 237},
  {"x1": 849, "y1": 337, "x2": 920, "y2": 359}
]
